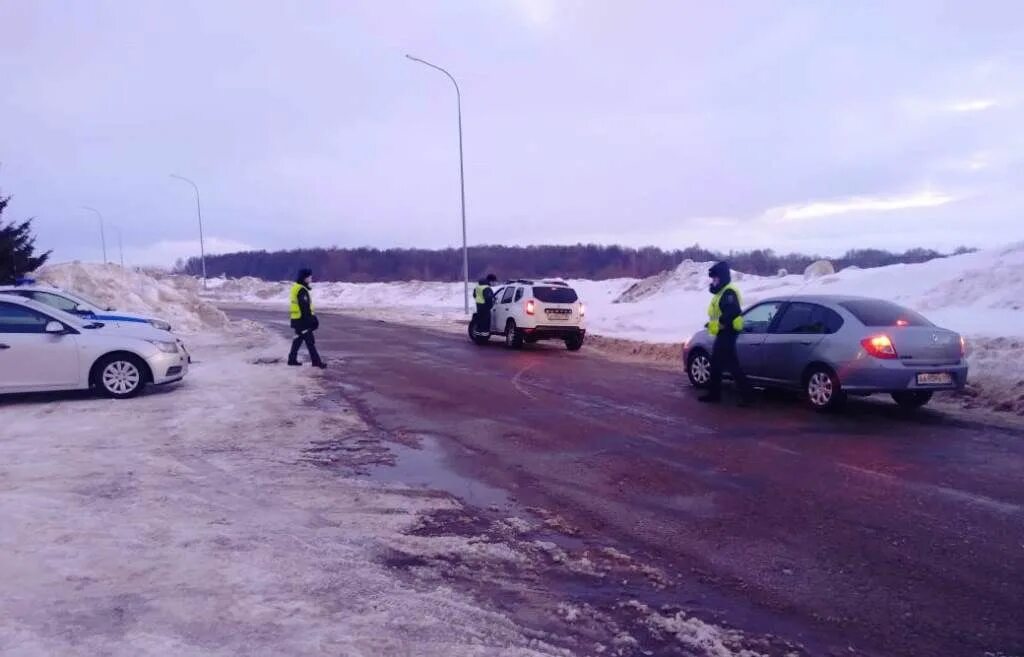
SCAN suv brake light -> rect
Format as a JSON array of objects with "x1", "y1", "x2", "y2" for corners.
[
  {"x1": 525, "y1": 299, "x2": 536, "y2": 315},
  {"x1": 959, "y1": 335, "x2": 966, "y2": 357},
  {"x1": 861, "y1": 334, "x2": 898, "y2": 359},
  {"x1": 580, "y1": 303, "x2": 586, "y2": 318}
]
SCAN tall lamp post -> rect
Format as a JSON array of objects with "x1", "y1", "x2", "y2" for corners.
[
  {"x1": 405, "y1": 54, "x2": 470, "y2": 314},
  {"x1": 169, "y1": 174, "x2": 208, "y2": 287},
  {"x1": 116, "y1": 227, "x2": 125, "y2": 268},
  {"x1": 80, "y1": 206, "x2": 107, "y2": 263}
]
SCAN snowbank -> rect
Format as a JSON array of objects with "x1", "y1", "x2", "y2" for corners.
[{"x1": 35, "y1": 262, "x2": 229, "y2": 333}]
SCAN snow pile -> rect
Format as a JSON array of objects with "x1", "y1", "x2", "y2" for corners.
[
  {"x1": 803, "y1": 259, "x2": 835, "y2": 279},
  {"x1": 35, "y1": 262, "x2": 229, "y2": 333}
]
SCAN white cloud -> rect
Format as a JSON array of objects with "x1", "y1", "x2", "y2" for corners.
[
  {"x1": 126, "y1": 237, "x2": 255, "y2": 268},
  {"x1": 510, "y1": 0, "x2": 556, "y2": 28},
  {"x1": 763, "y1": 190, "x2": 957, "y2": 223},
  {"x1": 947, "y1": 98, "x2": 998, "y2": 112}
]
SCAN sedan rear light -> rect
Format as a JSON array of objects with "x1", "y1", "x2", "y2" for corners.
[
  {"x1": 525, "y1": 299, "x2": 536, "y2": 315},
  {"x1": 861, "y1": 334, "x2": 898, "y2": 359}
]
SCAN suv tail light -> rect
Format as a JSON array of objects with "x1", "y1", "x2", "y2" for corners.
[
  {"x1": 525, "y1": 299, "x2": 536, "y2": 315},
  {"x1": 580, "y1": 303, "x2": 586, "y2": 318},
  {"x1": 861, "y1": 334, "x2": 898, "y2": 359},
  {"x1": 959, "y1": 335, "x2": 966, "y2": 357}
]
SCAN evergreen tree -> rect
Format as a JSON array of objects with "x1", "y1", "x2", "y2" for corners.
[{"x1": 0, "y1": 193, "x2": 51, "y2": 284}]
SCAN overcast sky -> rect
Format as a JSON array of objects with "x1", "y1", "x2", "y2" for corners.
[{"x1": 2, "y1": 1, "x2": 1022, "y2": 266}]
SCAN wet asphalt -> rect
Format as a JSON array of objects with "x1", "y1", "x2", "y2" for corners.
[{"x1": 242, "y1": 310, "x2": 1024, "y2": 657}]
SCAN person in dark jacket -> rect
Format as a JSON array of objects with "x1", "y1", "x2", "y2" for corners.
[
  {"x1": 700, "y1": 261, "x2": 753, "y2": 405},
  {"x1": 472, "y1": 274, "x2": 498, "y2": 333},
  {"x1": 287, "y1": 268, "x2": 326, "y2": 368}
]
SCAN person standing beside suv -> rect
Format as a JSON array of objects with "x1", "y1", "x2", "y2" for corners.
[
  {"x1": 473, "y1": 273, "x2": 498, "y2": 333},
  {"x1": 287, "y1": 268, "x2": 326, "y2": 369}
]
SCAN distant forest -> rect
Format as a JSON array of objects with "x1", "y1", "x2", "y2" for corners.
[{"x1": 177, "y1": 244, "x2": 975, "y2": 283}]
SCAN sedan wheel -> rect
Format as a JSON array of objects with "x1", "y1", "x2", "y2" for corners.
[
  {"x1": 687, "y1": 350, "x2": 712, "y2": 388},
  {"x1": 806, "y1": 367, "x2": 845, "y2": 411}
]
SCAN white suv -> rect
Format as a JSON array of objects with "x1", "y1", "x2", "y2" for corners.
[{"x1": 469, "y1": 279, "x2": 586, "y2": 351}]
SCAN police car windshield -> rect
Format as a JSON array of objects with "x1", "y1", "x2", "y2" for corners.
[{"x1": 61, "y1": 290, "x2": 109, "y2": 311}]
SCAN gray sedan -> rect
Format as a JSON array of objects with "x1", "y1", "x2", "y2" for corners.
[{"x1": 682, "y1": 295, "x2": 968, "y2": 411}]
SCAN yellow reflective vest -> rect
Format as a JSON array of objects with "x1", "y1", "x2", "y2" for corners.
[
  {"x1": 289, "y1": 283, "x2": 314, "y2": 320},
  {"x1": 707, "y1": 283, "x2": 744, "y2": 336},
  {"x1": 474, "y1": 285, "x2": 488, "y2": 305}
]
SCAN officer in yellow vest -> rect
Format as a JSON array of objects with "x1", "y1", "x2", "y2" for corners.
[
  {"x1": 287, "y1": 268, "x2": 326, "y2": 369},
  {"x1": 472, "y1": 274, "x2": 498, "y2": 334},
  {"x1": 700, "y1": 261, "x2": 753, "y2": 405}
]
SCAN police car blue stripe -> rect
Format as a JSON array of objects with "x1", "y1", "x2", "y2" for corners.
[{"x1": 96, "y1": 314, "x2": 149, "y2": 323}]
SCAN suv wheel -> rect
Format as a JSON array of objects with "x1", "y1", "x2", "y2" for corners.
[
  {"x1": 94, "y1": 354, "x2": 149, "y2": 399},
  {"x1": 504, "y1": 320, "x2": 524, "y2": 349},
  {"x1": 805, "y1": 365, "x2": 846, "y2": 412},
  {"x1": 565, "y1": 333, "x2": 584, "y2": 351},
  {"x1": 892, "y1": 391, "x2": 933, "y2": 409},
  {"x1": 686, "y1": 349, "x2": 712, "y2": 388}
]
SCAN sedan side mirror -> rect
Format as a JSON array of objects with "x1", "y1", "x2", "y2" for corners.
[{"x1": 45, "y1": 321, "x2": 66, "y2": 334}]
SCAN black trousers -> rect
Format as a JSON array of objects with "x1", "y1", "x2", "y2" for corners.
[
  {"x1": 708, "y1": 332, "x2": 752, "y2": 398},
  {"x1": 288, "y1": 327, "x2": 323, "y2": 365},
  {"x1": 474, "y1": 303, "x2": 491, "y2": 333}
]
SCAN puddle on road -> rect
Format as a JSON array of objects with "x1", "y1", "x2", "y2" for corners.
[{"x1": 369, "y1": 434, "x2": 513, "y2": 511}]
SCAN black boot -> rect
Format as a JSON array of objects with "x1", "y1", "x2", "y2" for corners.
[{"x1": 287, "y1": 359, "x2": 301, "y2": 366}]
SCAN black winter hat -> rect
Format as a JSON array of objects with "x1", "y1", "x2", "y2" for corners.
[
  {"x1": 708, "y1": 261, "x2": 731, "y2": 281},
  {"x1": 296, "y1": 268, "x2": 313, "y2": 283}
]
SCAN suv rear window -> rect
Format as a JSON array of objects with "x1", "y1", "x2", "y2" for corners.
[
  {"x1": 532, "y1": 286, "x2": 578, "y2": 303},
  {"x1": 840, "y1": 300, "x2": 933, "y2": 327}
]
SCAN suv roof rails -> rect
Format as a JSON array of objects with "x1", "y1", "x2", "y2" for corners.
[{"x1": 539, "y1": 279, "x2": 569, "y2": 287}]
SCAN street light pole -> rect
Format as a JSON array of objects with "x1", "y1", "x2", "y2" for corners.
[
  {"x1": 81, "y1": 206, "x2": 107, "y2": 263},
  {"x1": 169, "y1": 174, "x2": 208, "y2": 288},
  {"x1": 117, "y1": 227, "x2": 125, "y2": 268},
  {"x1": 405, "y1": 54, "x2": 470, "y2": 315}
]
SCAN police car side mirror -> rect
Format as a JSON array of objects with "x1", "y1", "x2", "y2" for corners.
[{"x1": 45, "y1": 321, "x2": 66, "y2": 334}]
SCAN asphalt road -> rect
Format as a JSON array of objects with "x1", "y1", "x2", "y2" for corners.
[{"x1": 244, "y1": 311, "x2": 1024, "y2": 657}]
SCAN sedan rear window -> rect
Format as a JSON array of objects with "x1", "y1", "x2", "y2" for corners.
[
  {"x1": 533, "y1": 286, "x2": 578, "y2": 303},
  {"x1": 840, "y1": 300, "x2": 933, "y2": 327}
]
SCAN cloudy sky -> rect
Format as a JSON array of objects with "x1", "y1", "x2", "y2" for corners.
[{"x1": 1, "y1": 1, "x2": 1022, "y2": 266}]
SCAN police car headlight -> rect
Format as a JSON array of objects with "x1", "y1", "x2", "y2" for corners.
[
  {"x1": 149, "y1": 340, "x2": 179, "y2": 354},
  {"x1": 150, "y1": 319, "x2": 173, "y2": 331}
]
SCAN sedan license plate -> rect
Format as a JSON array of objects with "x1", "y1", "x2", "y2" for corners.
[{"x1": 916, "y1": 372, "x2": 952, "y2": 386}]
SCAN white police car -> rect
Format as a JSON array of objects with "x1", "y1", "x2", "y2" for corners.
[
  {"x1": 0, "y1": 294, "x2": 189, "y2": 398},
  {"x1": 0, "y1": 280, "x2": 188, "y2": 361}
]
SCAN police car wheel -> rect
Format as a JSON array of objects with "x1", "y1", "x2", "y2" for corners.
[
  {"x1": 94, "y1": 354, "x2": 149, "y2": 399},
  {"x1": 686, "y1": 349, "x2": 712, "y2": 388}
]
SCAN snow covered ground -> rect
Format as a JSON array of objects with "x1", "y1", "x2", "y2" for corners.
[{"x1": 196, "y1": 243, "x2": 1024, "y2": 414}]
